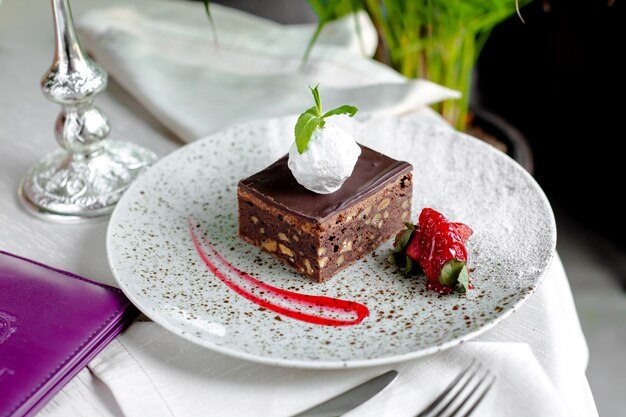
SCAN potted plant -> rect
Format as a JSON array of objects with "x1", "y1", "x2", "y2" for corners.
[{"x1": 304, "y1": 0, "x2": 531, "y2": 130}]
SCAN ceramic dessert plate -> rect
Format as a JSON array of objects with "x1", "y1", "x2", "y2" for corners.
[{"x1": 107, "y1": 115, "x2": 556, "y2": 369}]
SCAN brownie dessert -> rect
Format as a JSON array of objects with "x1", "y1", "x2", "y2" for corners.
[{"x1": 238, "y1": 145, "x2": 413, "y2": 281}]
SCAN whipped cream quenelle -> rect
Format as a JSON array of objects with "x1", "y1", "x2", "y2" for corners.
[{"x1": 288, "y1": 123, "x2": 361, "y2": 194}]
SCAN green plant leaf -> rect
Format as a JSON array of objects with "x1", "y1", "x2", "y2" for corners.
[
  {"x1": 303, "y1": 0, "x2": 364, "y2": 66},
  {"x1": 295, "y1": 108, "x2": 324, "y2": 154},
  {"x1": 322, "y1": 105, "x2": 358, "y2": 119},
  {"x1": 302, "y1": 23, "x2": 324, "y2": 67},
  {"x1": 202, "y1": 0, "x2": 219, "y2": 47},
  {"x1": 438, "y1": 258, "x2": 467, "y2": 289}
]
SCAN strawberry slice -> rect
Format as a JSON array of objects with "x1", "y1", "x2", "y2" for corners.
[
  {"x1": 404, "y1": 228, "x2": 421, "y2": 261},
  {"x1": 452, "y1": 222, "x2": 473, "y2": 243},
  {"x1": 391, "y1": 208, "x2": 472, "y2": 294}
]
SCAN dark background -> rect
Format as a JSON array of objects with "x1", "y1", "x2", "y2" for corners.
[{"x1": 477, "y1": 0, "x2": 625, "y2": 250}]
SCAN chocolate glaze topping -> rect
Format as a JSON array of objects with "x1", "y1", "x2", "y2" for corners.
[{"x1": 239, "y1": 145, "x2": 412, "y2": 223}]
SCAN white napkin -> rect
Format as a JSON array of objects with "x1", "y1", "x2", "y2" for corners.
[
  {"x1": 89, "y1": 332, "x2": 565, "y2": 417},
  {"x1": 77, "y1": 0, "x2": 459, "y2": 142},
  {"x1": 52, "y1": 257, "x2": 593, "y2": 417}
]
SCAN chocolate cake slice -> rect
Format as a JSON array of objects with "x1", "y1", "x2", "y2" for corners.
[{"x1": 237, "y1": 145, "x2": 412, "y2": 282}]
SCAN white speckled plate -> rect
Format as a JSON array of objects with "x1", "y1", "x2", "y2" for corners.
[{"x1": 107, "y1": 115, "x2": 556, "y2": 368}]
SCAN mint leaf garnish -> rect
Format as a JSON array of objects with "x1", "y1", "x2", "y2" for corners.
[
  {"x1": 439, "y1": 258, "x2": 468, "y2": 292},
  {"x1": 294, "y1": 85, "x2": 358, "y2": 154},
  {"x1": 322, "y1": 105, "x2": 358, "y2": 119},
  {"x1": 295, "y1": 108, "x2": 324, "y2": 154},
  {"x1": 311, "y1": 84, "x2": 323, "y2": 114}
]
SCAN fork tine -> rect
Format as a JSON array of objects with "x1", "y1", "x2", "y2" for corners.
[
  {"x1": 415, "y1": 359, "x2": 478, "y2": 417},
  {"x1": 457, "y1": 375, "x2": 496, "y2": 417},
  {"x1": 432, "y1": 363, "x2": 483, "y2": 417},
  {"x1": 447, "y1": 369, "x2": 494, "y2": 417}
]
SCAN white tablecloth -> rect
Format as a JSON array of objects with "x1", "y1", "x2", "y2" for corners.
[{"x1": 0, "y1": 0, "x2": 597, "y2": 416}]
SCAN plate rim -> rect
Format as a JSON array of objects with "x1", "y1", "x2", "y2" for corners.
[{"x1": 106, "y1": 116, "x2": 556, "y2": 369}]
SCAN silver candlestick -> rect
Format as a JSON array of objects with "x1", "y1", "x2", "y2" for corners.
[{"x1": 19, "y1": 0, "x2": 157, "y2": 222}]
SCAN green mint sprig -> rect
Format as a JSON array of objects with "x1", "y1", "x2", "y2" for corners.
[{"x1": 294, "y1": 85, "x2": 358, "y2": 154}]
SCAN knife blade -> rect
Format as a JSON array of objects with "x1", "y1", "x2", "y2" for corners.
[{"x1": 291, "y1": 370, "x2": 398, "y2": 417}]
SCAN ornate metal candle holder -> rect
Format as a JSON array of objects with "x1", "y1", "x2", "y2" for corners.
[{"x1": 19, "y1": 0, "x2": 157, "y2": 222}]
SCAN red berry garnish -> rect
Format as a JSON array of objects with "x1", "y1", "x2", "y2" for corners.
[{"x1": 391, "y1": 208, "x2": 472, "y2": 293}]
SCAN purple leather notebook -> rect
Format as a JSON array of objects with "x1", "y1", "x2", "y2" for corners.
[{"x1": 0, "y1": 251, "x2": 137, "y2": 417}]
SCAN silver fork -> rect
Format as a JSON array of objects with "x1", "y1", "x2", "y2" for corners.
[{"x1": 415, "y1": 360, "x2": 496, "y2": 417}]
